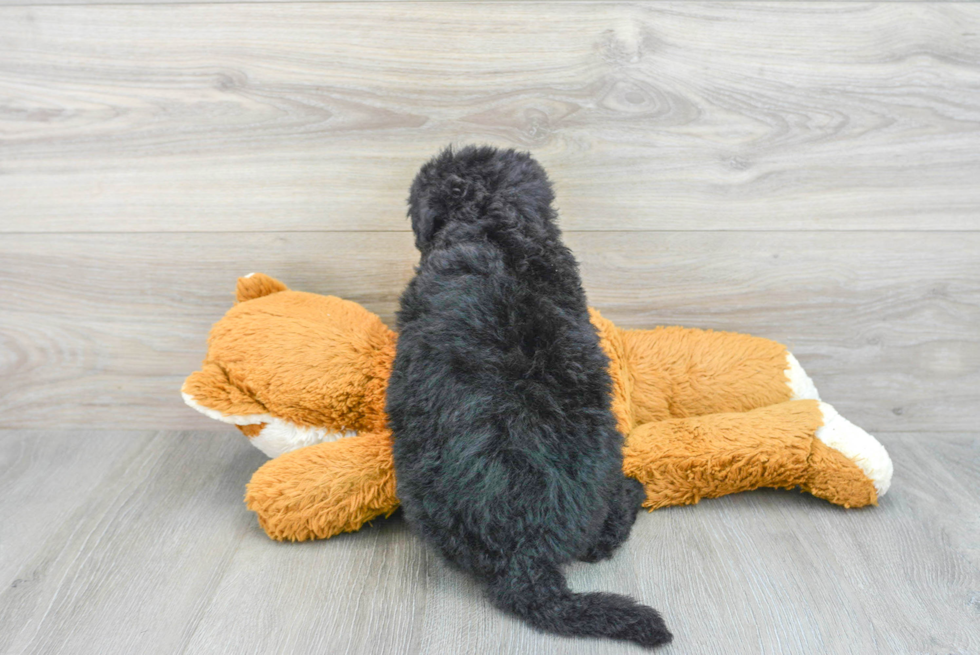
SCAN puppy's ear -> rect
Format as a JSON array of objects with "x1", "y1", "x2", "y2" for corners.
[
  {"x1": 408, "y1": 146, "x2": 458, "y2": 252},
  {"x1": 408, "y1": 196, "x2": 443, "y2": 252}
]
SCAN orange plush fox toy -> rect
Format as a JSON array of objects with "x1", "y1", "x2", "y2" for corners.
[{"x1": 183, "y1": 273, "x2": 893, "y2": 542}]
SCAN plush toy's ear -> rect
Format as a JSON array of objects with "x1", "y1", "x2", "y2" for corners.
[{"x1": 236, "y1": 272, "x2": 288, "y2": 303}]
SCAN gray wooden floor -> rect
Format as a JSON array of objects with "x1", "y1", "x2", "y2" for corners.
[
  {"x1": 2, "y1": 1, "x2": 979, "y2": 653},
  {"x1": 0, "y1": 430, "x2": 977, "y2": 655}
]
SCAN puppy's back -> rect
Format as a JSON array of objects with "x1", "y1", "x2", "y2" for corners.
[{"x1": 387, "y1": 146, "x2": 671, "y2": 649}]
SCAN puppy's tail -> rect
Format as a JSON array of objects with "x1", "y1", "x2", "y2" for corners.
[{"x1": 486, "y1": 559, "x2": 672, "y2": 648}]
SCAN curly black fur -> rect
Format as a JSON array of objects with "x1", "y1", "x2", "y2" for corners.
[{"x1": 386, "y1": 146, "x2": 672, "y2": 648}]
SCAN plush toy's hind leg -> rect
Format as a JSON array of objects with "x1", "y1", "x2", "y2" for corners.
[
  {"x1": 618, "y1": 325, "x2": 799, "y2": 424},
  {"x1": 623, "y1": 400, "x2": 884, "y2": 510},
  {"x1": 614, "y1": 324, "x2": 892, "y2": 498},
  {"x1": 245, "y1": 431, "x2": 398, "y2": 541}
]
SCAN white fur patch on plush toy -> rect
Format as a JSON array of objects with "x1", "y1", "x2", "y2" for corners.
[
  {"x1": 181, "y1": 392, "x2": 356, "y2": 458},
  {"x1": 783, "y1": 353, "x2": 892, "y2": 495},
  {"x1": 249, "y1": 422, "x2": 357, "y2": 458},
  {"x1": 785, "y1": 352, "x2": 820, "y2": 401},
  {"x1": 816, "y1": 401, "x2": 893, "y2": 496}
]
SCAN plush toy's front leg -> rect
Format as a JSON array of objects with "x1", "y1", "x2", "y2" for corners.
[
  {"x1": 245, "y1": 431, "x2": 398, "y2": 541},
  {"x1": 622, "y1": 399, "x2": 880, "y2": 510}
]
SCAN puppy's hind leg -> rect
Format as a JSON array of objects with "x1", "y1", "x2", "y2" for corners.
[{"x1": 580, "y1": 476, "x2": 645, "y2": 563}]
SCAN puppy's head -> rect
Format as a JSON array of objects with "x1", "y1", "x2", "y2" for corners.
[{"x1": 407, "y1": 145, "x2": 556, "y2": 254}]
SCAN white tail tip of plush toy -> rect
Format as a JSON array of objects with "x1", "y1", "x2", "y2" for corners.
[{"x1": 816, "y1": 401, "x2": 894, "y2": 496}]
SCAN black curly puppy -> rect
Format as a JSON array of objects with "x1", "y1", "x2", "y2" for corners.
[{"x1": 386, "y1": 146, "x2": 671, "y2": 648}]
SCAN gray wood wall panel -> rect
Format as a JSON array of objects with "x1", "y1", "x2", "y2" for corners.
[
  {"x1": 0, "y1": 430, "x2": 976, "y2": 655},
  {"x1": 1, "y1": 231, "x2": 977, "y2": 433},
  {"x1": 1, "y1": 3, "x2": 978, "y2": 232}
]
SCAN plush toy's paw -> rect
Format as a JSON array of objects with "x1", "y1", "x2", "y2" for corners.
[
  {"x1": 245, "y1": 431, "x2": 399, "y2": 541},
  {"x1": 783, "y1": 353, "x2": 892, "y2": 498},
  {"x1": 785, "y1": 352, "x2": 820, "y2": 401},
  {"x1": 815, "y1": 402, "x2": 893, "y2": 497}
]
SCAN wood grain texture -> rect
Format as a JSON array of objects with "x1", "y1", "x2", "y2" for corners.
[
  {"x1": 0, "y1": 431, "x2": 154, "y2": 589},
  {"x1": 0, "y1": 430, "x2": 976, "y2": 655},
  {"x1": 0, "y1": 430, "x2": 268, "y2": 655},
  {"x1": 1, "y1": 2, "x2": 979, "y2": 231},
  {"x1": 1, "y1": 231, "x2": 977, "y2": 433}
]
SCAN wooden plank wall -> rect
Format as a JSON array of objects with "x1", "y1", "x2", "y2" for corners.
[{"x1": 1, "y1": 2, "x2": 978, "y2": 435}]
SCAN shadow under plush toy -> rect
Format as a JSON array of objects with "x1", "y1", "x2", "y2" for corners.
[{"x1": 182, "y1": 272, "x2": 893, "y2": 542}]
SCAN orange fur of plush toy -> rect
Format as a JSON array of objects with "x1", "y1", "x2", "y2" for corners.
[
  {"x1": 248, "y1": 431, "x2": 398, "y2": 542},
  {"x1": 183, "y1": 274, "x2": 880, "y2": 542},
  {"x1": 184, "y1": 283, "x2": 395, "y2": 435}
]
